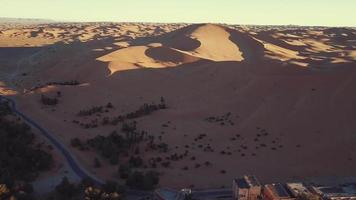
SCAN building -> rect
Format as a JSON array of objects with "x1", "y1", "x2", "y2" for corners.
[
  {"x1": 233, "y1": 175, "x2": 262, "y2": 200},
  {"x1": 286, "y1": 183, "x2": 313, "y2": 197},
  {"x1": 311, "y1": 184, "x2": 356, "y2": 200},
  {"x1": 263, "y1": 183, "x2": 295, "y2": 200}
]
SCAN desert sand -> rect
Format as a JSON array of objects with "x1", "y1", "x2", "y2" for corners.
[{"x1": 1, "y1": 22, "x2": 356, "y2": 189}]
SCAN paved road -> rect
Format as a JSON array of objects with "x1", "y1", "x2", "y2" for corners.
[{"x1": 0, "y1": 95, "x2": 151, "y2": 198}]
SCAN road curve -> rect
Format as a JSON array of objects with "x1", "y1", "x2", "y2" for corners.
[{"x1": 0, "y1": 95, "x2": 150, "y2": 197}]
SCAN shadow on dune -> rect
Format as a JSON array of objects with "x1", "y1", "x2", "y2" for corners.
[
  {"x1": 130, "y1": 24, "x2": 202, "y2": 51},
  {"x1": 145, "y1": 46, "x2": 202, "y2": 64},
  {"x1": 3, "y1": 25, "x2": 356, "y2": 187},
  {"x1": 252, "y1": 28, "x2": 356, "y2": 69},
  {"x1": 2, "y1": 24, "x2": 355, "y2": 94},
  {"x1": 226, "y1": 29, "x2": 265, "y2": 63}
]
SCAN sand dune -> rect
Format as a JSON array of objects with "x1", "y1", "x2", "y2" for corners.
[
  {"x1": 1, "y1": 23, "x2": 356, "y2": 189},
  {"x1": 181, "y1": 24, "x2": 244, "y2": 61},
  {"x1": 97, "y1": 24, "x2": 249, "y2": 74}
]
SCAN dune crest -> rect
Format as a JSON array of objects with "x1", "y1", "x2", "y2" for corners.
[
  {"x1": 97, "y1": 24, "x2": 247, "y2": 75},
  {"x1": 1, "y1": 22, "x2": 356, "y2": 189},
  {"x1": 183, "y1": 24, "x2": 244, "y2": 61}
]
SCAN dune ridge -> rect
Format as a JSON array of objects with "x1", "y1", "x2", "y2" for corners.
[{"x1": 1, "y1": 22, "x2": 356, "y2": 189}]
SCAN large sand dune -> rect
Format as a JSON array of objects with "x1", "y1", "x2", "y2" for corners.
[
  {"x1": 0, "y1": 22, "x2": 356, "y2": 189},
  {"x1": 97, "y1": 24, "x2": 245, "y2": 74}
]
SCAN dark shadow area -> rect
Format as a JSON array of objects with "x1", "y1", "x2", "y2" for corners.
[
  {"x1": 251, "y1": 27, "x2": 356, "y2": 69},
  {"x1": 227, "y1": 28, "x2": 265, "y2": 63},
  {"x1": 130, "y1": 24, "x2": 202, "y2": 51},
  {"x1": 145, "y1": 46, "x2": 202, "y2": 63}
]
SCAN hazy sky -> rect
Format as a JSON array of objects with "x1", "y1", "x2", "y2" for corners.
[{"x1": 1, "y1": 0, "x2": 355, "y2": 26}]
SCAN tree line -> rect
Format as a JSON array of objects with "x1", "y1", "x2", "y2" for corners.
[
  {"x1": 0, "y1": 100, "x2": 53, "y2": 199},
  {"x1": 74, "y1": 97, "x2": 167, "y2": 129}
]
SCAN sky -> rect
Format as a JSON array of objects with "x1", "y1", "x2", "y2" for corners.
[{"x1": 1, "y1": 0, "x2": 355, "y2": 26}]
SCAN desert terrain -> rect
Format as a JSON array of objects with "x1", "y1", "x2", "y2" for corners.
[{"x1": 1, "y1": 21, "x2": 356, "y2": 189}]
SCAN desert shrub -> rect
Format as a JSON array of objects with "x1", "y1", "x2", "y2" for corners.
[
  {"x1": 129, "y1": 156, "x2": 143, "y2": 168},
  {"x1": 0, "y1": 102, "x2": 53, "y2": 183},
  {"x1": 77, "y1": 106, "x2": 103, "y2": 116},
  {"x1": 55, "y1": 177, "x2": 79, "y2": 199},
  {"x1": 48, "y1": 80, "x2": 80, "y2": 86},
  {"x1": 110, "y1": 155, "x2": 119, "y2": 165},
  {"x1": 106, "y1": 102, "x2": 114, "y2": 109},
  {"x1": 103, "y1": 181, "x2": 125, "y2": 194},
  {"x1": 70, "y1": 138, "x2": 81, "y2": 148},
  {"x1": 118, "y1": 164, "x2": 131, "y2": 179},
  {"x1": 41, "y1": 95, "x2": 58, "y2": 106},
  {"x1": 0, "y1": 102, "x2": 11, "y2": 116},
  {"x1": 126, "y1": 171, "x2": 159, "y2": 190},
  {"x1": 48, "y1": 177, "x2": 124, "y2": 200},
  {"x1": 161, "y1": 161, "x2": 170, "y2": 168},
  {"x1": 94, "y1": 157, "x2": 101, "y2": 168}
]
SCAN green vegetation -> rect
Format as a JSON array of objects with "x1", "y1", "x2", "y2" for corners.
[
  {"x1": 71, "y1": 120, "x2": 165, "y2": 190},
  {"x1": 0, "y1": 183, "x2": 34, "y2": 200},
  {"x1": 0, "y1": 101, "x2": 53, "y2": 184},
  {"x1": 40, "y1": 94, "x2": 58, "y2": 106},
  {"x1": 126, "y1": 171, "x2": 159, "y2": 190},
  {"x1": 47, "y1": 80, "x2": 80, "y2": 86},
  {"x1": 0, "y1": 100, "x2": 53, "y2": 200},
  {"x1": 31, "y1": 80, "x2": 80, "y2": 91},
  {"x1": 204, "y1": 112, "x2": 235, "y2": 126},
  {"x1": 46, "y1": 177, "x2": 124, "y2": 200},
  {"x1": 75, "y1": 97, "x2": 167, "y2": 129},
  {"x1": 78, "y1": 105, "x2": 105, "y2": 116}
]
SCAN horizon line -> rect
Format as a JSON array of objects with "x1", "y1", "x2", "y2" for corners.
[{"x1": 1, "y1": 17, "x2": 355, "y2": 28}]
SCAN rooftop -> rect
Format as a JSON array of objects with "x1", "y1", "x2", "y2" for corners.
[
  {"x1": 265, "y1": 183, "x2": 293, "y2": 198},
  {"x1": 313, "y1": 185, "x2": 356, "y2": 198},
  {"x1": 286, "y1": 183, "x2": 311, "y2": 195},
  {"x1": 234, "y1": 175, "x2": 261, "y2": 189}
]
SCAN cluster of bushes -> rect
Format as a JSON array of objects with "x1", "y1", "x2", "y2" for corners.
[
  {"x1": 71, "y1": 121, "x2": 148, "y2": 165},
  {"x1": 30, "y1": 80, "x2": 80, "y2": 91},
  {"x1": 70, "y1": 119, "x2": 166, "y2": 190},
  {"x1": 204, "y1": 112, "x2": 235, "y2": 126},
  {"x1": 194, "y1": 133, "x2": 207, "y2": 142},
  {"x1": 77, "y1": 103, "x2": 113, "y2": 116},
  {"x1": 0, "y1": 101, "x2": 53, "y2": 184},
  {"x1": 0, "y1": 183, "x2": 34, "y2": 200},
  {"x1": 74, "y1": 97, "x2": 167, "y2": 129},
  {"x1": 126, "y1": 97, "x2": 166, "y2": 119},
  {"x1": 118, "y1": 165, "x2": 159, "y2": 190},
  {"x1": 71, "y1": 116, "x2": 191, "y2": 186},
  {"x1": 0, "y1": 101, "x2": 53, "y2": 200},
  {"x1": 46, "y1": 177, "x2": 124, "y2": 200},
  {"x1": 0, "y1": 101, "x2": 11, "y2": 116},
  {"x1": 87, "y1": 132, "x2": 135, "y2": 162},
  {"x1": 126, "y1": 171, "x2": 159, "y2": 190},
  {"x1": 47, "y1": 80, "x2": 80, "y2": 86},
  {"x1": 41, "y1": 94, "x2": 59, "y2": 106},
  {"x1": 226, "y1": 126, "x2": 290, "y2": 158}
]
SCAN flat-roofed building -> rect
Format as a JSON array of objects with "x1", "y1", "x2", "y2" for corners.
[
  {"x1": 263, "y1": 183, "x2": 295, "y2": 200},
  {"x1": 286, "y1": 183, "x2": 320, "y2": 200},
  {"x1": 233, "y1": 175, "x2": 262, "y2": 200},
  {"x1": 311, "y1": 185, "x2": 356, "y2": 200},
  {"x1": 286, "y1": 183, "x2": 312, "y2": 197}
]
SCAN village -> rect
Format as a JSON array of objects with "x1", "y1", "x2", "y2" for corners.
[{"x1": 156, "y1": 175, "x2": 356, "y2": 200}]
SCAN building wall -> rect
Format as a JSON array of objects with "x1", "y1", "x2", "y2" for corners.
[
  {"x1": 249, "y1": 186, "x2": 262, "y2": 200},
  {"x1": 239, "y1": 188, "x2": 250, "y2": 200},
  {"x1": 264, "y1": 186, "x2": 277, "y2": 200},
  {"x1": 232, "y1": 186, "x2": 261, "y2": 200}
]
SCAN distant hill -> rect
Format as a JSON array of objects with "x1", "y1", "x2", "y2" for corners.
[{"x1": 0, "y1": 17, "x2": 55, "y2": 24}]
